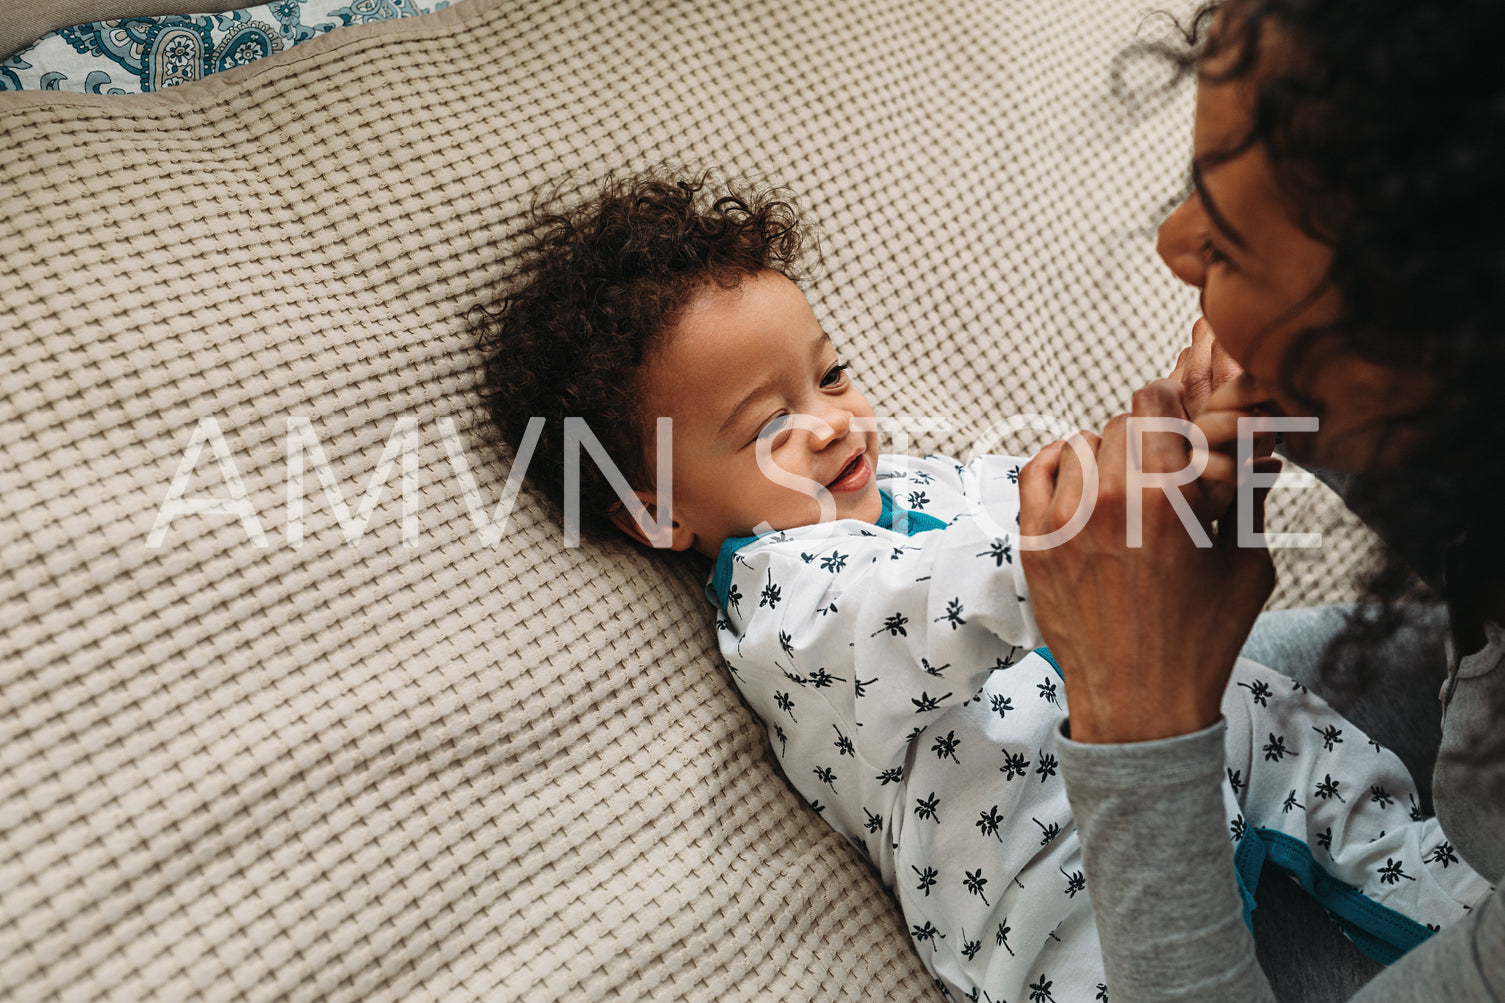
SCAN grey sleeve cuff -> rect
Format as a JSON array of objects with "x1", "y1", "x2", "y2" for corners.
[{"x1": 1058, "y1": 721, "x2": 1277, "y2": 1003}]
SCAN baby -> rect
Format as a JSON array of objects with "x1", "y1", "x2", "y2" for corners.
[{"x1": 476, "y1": 169, "x2": 1490, "y2": 1002}]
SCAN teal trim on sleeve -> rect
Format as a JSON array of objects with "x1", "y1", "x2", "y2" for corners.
[
  {"x1": 1221, "y1": 812, "x2": 1436, "y2": 958},
  {"x1": 708, "y1": 532, "x2": 759, "y2": 611},
  {"x1": 1232, "y1": 827, "x2": 1267, "y2": 932},
  {"x1": 1253, "y1": 827, "x2": 1435, "y2": 965},
  {"x1": 877, "y1": 488, "x2": 896, "y2": 529},
  {"x1": 705, "y1": 489, "x2": 945, "y2": 613},
  {"x1": 879, "y1": 488, "x2": 947, "y2": 536},
  {"x1": 1217, "y1": 819, "x2": 1435, "y2": 959},
  {"x1": 1032, "y1": 646, "x2": 1063, "y2": 680}
]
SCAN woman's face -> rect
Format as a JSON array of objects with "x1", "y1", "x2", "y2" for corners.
[{"x1": 1155, "y1": 30, "x2": 1432, "y2": 473}]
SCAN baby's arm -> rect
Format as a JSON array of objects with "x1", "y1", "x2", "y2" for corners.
[
  {"x1": 718, "y1": 476, "x2": 1043, "y2": 775},
  {"x1": 1221, "y1": 658, "x2": 1491, "y2": 944}
]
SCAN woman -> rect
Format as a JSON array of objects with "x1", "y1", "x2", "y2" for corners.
[{"x1": 1018, "y1": 0, "x2": 1505, "y2": 999}]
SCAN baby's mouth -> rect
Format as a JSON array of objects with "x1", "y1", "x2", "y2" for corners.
[{"x1": 827, "y1": 452, "x2": 870, "y2": 492}]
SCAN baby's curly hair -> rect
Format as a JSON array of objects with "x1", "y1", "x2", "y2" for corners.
[{"x1": 473, "y1": 168, "x2": 817, "y2": 539}]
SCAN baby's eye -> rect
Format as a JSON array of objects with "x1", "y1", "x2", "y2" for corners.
[
  {"x1": 820, "y1": 363, "x2": 851, "y2": 389},
  {"x1": 757, "y1": 413, "x2": 790, "y2": 440}
]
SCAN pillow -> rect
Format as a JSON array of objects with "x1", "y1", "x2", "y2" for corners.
[
  {"x1": 0, "y1": 0, "x2": 1373, "y2": 998},
  {"x1": 1, "y1": 0, "x2": 442, "y2": 93},
  {"x1": 0, "y1": 0, "x2": 245, "y2": 62}
]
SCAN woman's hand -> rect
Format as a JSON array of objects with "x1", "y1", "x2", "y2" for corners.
[
  {"x1": 1169, "y1": 316, "x2": 1261, "y2": 418},
  {"x1": 1170, "y1": 316, "x2": 1277, "y2": 515},
  {"x1": 1018, "y1": 379, "x2": 1278, "y2": 744}
]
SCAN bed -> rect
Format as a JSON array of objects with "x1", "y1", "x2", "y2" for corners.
[{"x1": 0, "y1": 0, "x2": 1376, "y2": 998}]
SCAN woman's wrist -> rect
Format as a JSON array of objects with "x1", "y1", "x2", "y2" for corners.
[{"x1": 1061, "y1": 676, "x2": 1224, "y2": 744}]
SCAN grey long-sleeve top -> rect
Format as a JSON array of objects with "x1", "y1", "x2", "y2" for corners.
[{"x1": 1056, "y1": 623, "x2": 1505, "y2": 1001}]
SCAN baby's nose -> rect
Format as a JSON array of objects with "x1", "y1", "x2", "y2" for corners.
[{"x1": 816, "y1": 404, "x2": 851, "y2": 445}]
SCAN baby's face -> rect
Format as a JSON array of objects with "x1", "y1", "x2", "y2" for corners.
[{"x1": 632, "y1": 269, "x2": 882, "y2": 558}]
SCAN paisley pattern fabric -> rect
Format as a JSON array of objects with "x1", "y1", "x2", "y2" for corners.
[{"x1": 0, "y1": 0, "x2": 440, "y2": 93}]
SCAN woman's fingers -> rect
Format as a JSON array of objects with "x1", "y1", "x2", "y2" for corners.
[
  {"x1": 1218, "y1": 455, "x2": 1283, "y2": 544},
  {"x1": 1168, "y1": 317, "x2": 1265, "y2": 420},
  {"x1": 1193, "y1": 408, "x2": 1277, "y2": 459},
  {"x1": 1168, "y1": 317, "x2": 1240, "y2": 416},
  {"x1": 1208, "y1": 336, "x2": 1248, "y2": 396},
  {"x1": 1018, "y1": 376, "x2": 1281, "y2": 747},
  {"x1": 1128, "y1": 380, "x2": 1197, "y2": 475},
  {"x1": 1200, "y1": 372, "x2": 1275, "y2": 420},
  {"x1": 1168, "y1": 319, "x2": 1212, "y2": 383},
  {"x1": 1193, "y1": 408, "x2": 1244, "y2": 447},
  {"x1": 1021, "y1": 379, "x2": 1273, "y2": 547}
]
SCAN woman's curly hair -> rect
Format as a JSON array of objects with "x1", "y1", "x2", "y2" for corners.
[
  {"x1": 473, "y1": 168, "x2": 816, "y2": 540},
  {"x1": 1150, "y1": 1, "x2": 1505, "y2": 739}
]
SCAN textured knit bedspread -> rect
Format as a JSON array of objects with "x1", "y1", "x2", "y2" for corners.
[{"x1": 0, "y1": 0, "x2": 1373, "y2": 998}]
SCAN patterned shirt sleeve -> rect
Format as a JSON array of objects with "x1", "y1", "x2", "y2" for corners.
[{"x1": 717, "y1": 454, "x2": 1042, "y2": 783}]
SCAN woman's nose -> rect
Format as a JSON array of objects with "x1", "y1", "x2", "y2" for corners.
[{"x1": 1157, "y1": 194, "x2": 1207, "y2": 289}]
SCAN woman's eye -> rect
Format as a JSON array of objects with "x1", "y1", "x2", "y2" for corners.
[{"x1": 820, "y1": 363, "x2": 851, "y2": 388}]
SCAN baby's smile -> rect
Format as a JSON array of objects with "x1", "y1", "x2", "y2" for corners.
[{"x1": 827, "y1": 450, "x2": 873, "y2": 493}]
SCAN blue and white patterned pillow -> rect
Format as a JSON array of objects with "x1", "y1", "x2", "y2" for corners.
[{"x1": 1, "y1": 0, "x2": 443, "y2": 93}]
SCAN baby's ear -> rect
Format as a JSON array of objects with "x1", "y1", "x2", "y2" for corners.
[{"x1": 607, "y1": 491, "x2": 695, "y2": 551}]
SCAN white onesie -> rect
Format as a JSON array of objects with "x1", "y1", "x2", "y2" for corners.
[{"x1": 706, "y1": 453, "x2": 1491, "y2": 1002}]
